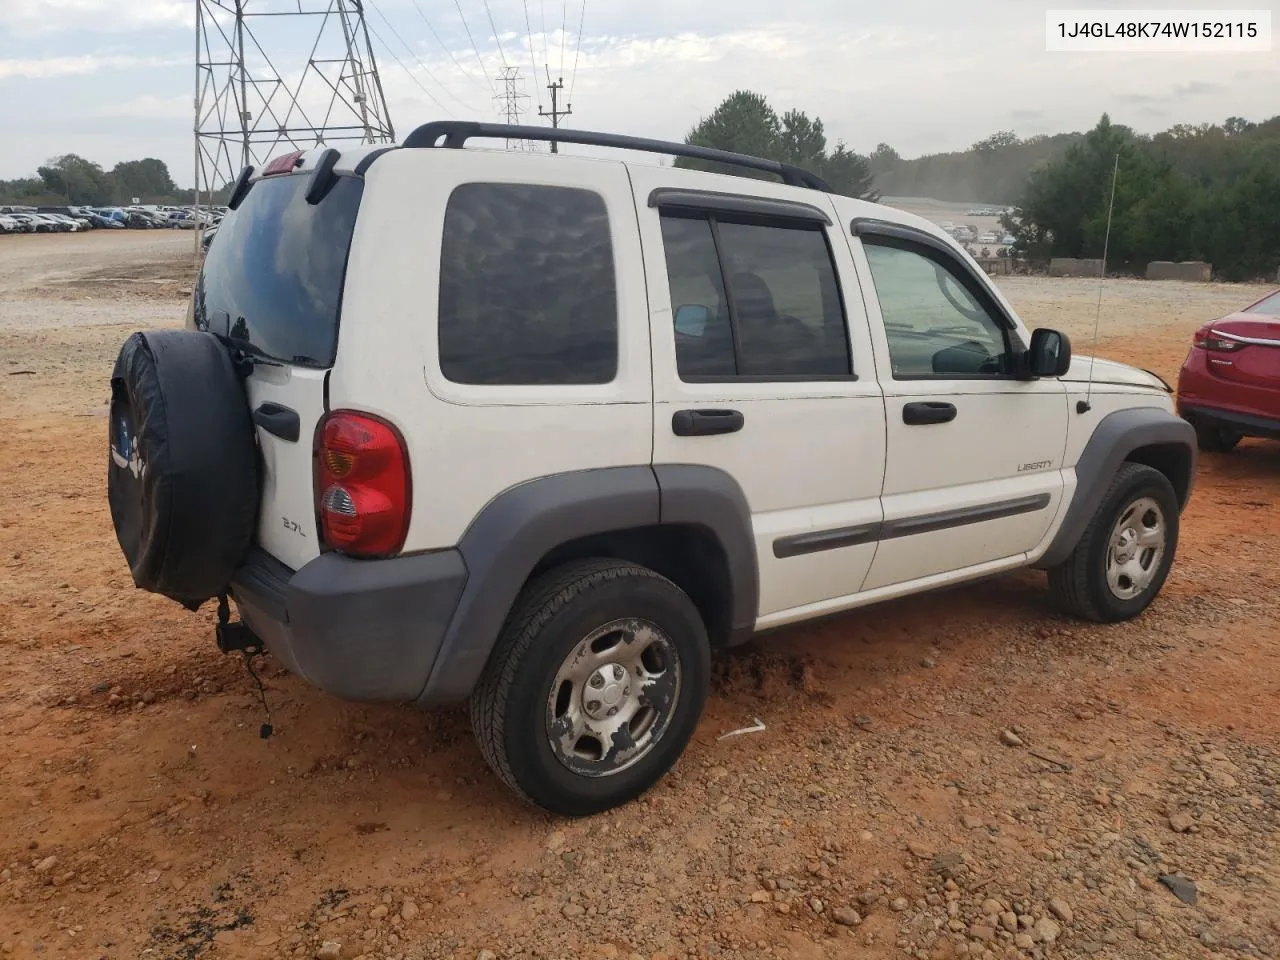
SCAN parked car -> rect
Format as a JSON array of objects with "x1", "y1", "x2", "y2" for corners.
[
  {"x1": 0, "y1": 214, "x2": 25, "y2": 233},
  {"x1": 1177, "y1": 288, "x2": 1280, "y2": 450},
  {"x1": 106, "y1": 125, "x2": 1195, "y2": 816},
  {"x1": 1001, "y1": 233, "x2": 1016, "y2": 245},
  {"x1": 979, "y1": 232, "x2": 998, "y2": 244},
  {"x1": 9, "y1": 213, "x2": 56, "y2": 232}
]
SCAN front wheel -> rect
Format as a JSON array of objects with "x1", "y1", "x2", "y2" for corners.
[
  {"x1": 1048, "y1": 462, "x2": 1179, "y2": 623},
  {"x1": 470, "y1": 559, "x2": 710, "y2": 816}
]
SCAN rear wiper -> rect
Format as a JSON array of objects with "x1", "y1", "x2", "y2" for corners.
[{"x1": 214, "y1": 334, "x2": 283, "y2": 368}]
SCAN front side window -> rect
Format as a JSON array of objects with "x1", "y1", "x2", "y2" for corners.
[
  {"x1": 439, "y1": 183, "x2": 617, "y2": 385},
  {"x1": 659, "y1": 212, "x2": 851, "y2": 380},
  {"x1": 862, "y1": 241, "x2": 1012, "y2": 379}
]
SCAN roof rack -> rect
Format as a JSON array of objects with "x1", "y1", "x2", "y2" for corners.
[{"x1": 401, "y1": 121, "x2": 833, "y2": 191}]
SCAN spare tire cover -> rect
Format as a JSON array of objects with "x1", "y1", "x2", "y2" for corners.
[{"x1": 108, "y1": 330, "x2": 259, "y2": 608}]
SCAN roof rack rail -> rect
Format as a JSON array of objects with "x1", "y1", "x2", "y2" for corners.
[{"x1": 401, "y1": 121, "x2": 833, "y2": 192}]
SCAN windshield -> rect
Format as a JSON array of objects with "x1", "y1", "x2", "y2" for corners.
[
  {"x1": 1245, "y1": 291, "x2": 1280, "y2": 317},
  {"x1": 193, "y1": 172, "x2": 363, "y2": 367}
]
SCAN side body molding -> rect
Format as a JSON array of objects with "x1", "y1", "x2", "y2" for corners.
[
  {"x1": 1034, "y1": 407, "x2": 1197, "y2": 569},
  {"x1": 416, "y1": 464, "x2": 760, "y2": 704}
]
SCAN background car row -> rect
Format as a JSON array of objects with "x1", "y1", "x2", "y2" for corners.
[{"x1": 0, "y1": 204, "x2": 225, "y2": 235}]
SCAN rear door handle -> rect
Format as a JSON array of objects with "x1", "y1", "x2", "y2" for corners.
[
  {"x1": 902, "y1": 401, "x2": 957, "y2": 425},
  {"x1": 672, "y1": 409, "x2": 745, "y2": 437},
  {"x1": 253, "y1": 402, "x2": 301, "y2": 442}
]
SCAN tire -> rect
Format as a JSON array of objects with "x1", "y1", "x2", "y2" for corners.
[
  {"x1": 1193, "y1": 421, "x2": 1241, "y2": 453},
  {"x1": 470, "y1": 559, "x2": 711, "y2": 817},
  {"x1": 108, "y1": 330, "x2": 259, "y2": 609},
  {"x1": 1048, "y1": 462, "x2": 1179, "y2": 623}
]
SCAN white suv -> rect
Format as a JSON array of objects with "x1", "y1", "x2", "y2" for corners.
[{"x1": 107, "y1": 122, "x2": 1195, "y2": 816}]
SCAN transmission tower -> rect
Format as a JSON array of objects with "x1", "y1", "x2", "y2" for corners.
[
  {"x1": 194, "y1": 0, "x2": 395, "y2": 208},
  {"x1": 494, "y1": 66, "x2": 531, "y2": 151}
]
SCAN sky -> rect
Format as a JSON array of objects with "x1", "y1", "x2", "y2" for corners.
[{"x1": 1, "y1": 0, "x2": 1277, "y2": 187}]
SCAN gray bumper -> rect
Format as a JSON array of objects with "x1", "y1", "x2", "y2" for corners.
[{"x1": 230, "y1": 547, "x2": 468, "y2": 702}]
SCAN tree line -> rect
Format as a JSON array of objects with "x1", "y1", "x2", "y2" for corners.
[
  {"x1": 0, "y1": 154, "x2": 197, "y2": 207},
  {"x1": 683, "y1": 93, "x2": 1278, "y2": 281},
  {"x1": 1005, "y1": 114, "x2": 1280, "y2": 280}
]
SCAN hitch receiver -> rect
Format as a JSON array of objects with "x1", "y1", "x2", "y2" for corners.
[{"x1": 215, "y1": 620, "x2": 263, "y2": 656}]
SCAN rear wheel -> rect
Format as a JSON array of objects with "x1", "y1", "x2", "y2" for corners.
[
  {"x1": 470, "y1": 559, "x2": 710, "y2": 816},
  {"x1": 1193, "y1": 421, "x2": 1241, "y2": 453},
  {"x1": 1048, "y1": 463, "x2": 1179, "y2": 623}
]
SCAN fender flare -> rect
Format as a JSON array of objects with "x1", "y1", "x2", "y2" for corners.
[
  {"x1": 1035, "y1": 407, "x2": 1196, "y2": 569},
  {"x1": 417, "y1": 465, "x2": 759, "y2": 704}
]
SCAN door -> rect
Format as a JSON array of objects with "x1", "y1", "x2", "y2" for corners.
[
  {"x1": 628, "y1": 165, "x2": 887, "y2": 625},
  {"x1": 848, "y1": 225, "x2": 1068, "y2": 591}
]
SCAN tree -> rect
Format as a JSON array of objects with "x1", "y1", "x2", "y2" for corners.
[
  {"x1": 111, "y1": 159, "x2": 177, "y2": 202},
  {"x1": 36, "y1": 154, "x2": 111, "y2": 204},
  {"x1": 973, "y1": 130, "x2": 1019, "y2": 153},
  {"x1": 679, "y1": 91, "x2": 878, "y2": 200}
]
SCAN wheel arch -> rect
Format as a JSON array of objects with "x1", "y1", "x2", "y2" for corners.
[
  {"x1": 416, "y1": 465, "x2": 758, "y2": 705},
  {"x1": 1035, "y1": 407, "x2": 1196, "y2": 570}
]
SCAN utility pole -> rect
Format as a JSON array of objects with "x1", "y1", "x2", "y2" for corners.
[{"x1": 539, "y1": 69, "x2": 571, "y2": 154}]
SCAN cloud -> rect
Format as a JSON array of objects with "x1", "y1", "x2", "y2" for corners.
[
  {"x1": 4, "y1": 0, "x2": 186, "y2": 34},
  {"x1": 1174, "y1": 81, "x2": 1222, "y2": 97},
  {"x1": 0, "y1": 54, "x2": 186, "y2": 80},
  {"x1": 98, "y1": 93, "x2": 191, "y2": 119}
]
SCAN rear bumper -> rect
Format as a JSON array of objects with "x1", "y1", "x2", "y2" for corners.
[
  {"x1": 230, "y1": 547, "x2": 468, "y2": 702},
  {"x1": 1178, "y1": 402, "x2": 1280, "y2": 440}
]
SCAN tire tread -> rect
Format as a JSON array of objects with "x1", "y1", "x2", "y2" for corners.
[
  {"x1": 1048, "y1": 461, "x2": 1174, "y2": 622},
  {"x1": 469, "y1": 559, "x2": 674, "y2": 806}
]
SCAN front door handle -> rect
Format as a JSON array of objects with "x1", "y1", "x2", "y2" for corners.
[
  {"x1": 672, "y1": 409, "x2": 745, "y2": 437},
  {"x1": 902, "y1": 401, "x2": 957, "y2": 425},
  {"x1": 253, "y1": 401, "x2": 301, "y2": 442}
]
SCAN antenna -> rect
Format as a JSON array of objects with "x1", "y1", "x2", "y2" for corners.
[{"x1": 1078, "y1": 152, "x2": 1120, "y2": 415}]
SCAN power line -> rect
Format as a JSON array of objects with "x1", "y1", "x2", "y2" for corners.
[
  {"x1": 559, "y1": 0, "x2": 567, "y2": 77},
  {"x1": 568, "y1": 0, "x2": 586, "y2": 103},
  {"x1": 409, "y1": 0, "x2": 490, "y2": 94},
  {"x1": 539, "y1": 0, "x2": 549, "y2": 78},
  {"x1": 482, "y1": 0, "x2": 510, "y2": 71},
  {"x1": 364, "y1": 19, "x2": 455, "y2": 117},
  {"x1": 522, "y1": 0, "x2": 542, "y2": 109},
  {"x1": 367, "y1": 0, "x2": 472, "y2": 113},
  {"x1": 453, "y1": 0, "x2": 496, "y2": 97}
]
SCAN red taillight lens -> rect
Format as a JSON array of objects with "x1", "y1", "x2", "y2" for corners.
[
  {"x1": 314, "y1": 412, "x2": 410, "y2": 556},
  {"x1": 1193, "y1": 328, "x2": 1245, "y2": 352}
]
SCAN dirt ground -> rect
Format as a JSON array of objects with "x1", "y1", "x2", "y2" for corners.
[{"x1": 0, "y1": 231, "x2": 1277, "y2": 960}]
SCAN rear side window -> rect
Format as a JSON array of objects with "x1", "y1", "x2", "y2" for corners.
[
  {"x1": 438, "y1": 183, "x2": 618, "y2": 385},
  {"x1": 193, "y1": 173, "x2": 362, "y2": 367}
]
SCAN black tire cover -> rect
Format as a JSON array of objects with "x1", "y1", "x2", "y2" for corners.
[{"x1": 108, "y1": 330, "x2": 259, "y2": 609}]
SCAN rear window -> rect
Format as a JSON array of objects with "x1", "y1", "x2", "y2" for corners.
[
  {"x1": 1245, "y1": 291, "x2": 1280, "y2": 316},
  {"x1": 193, "y1": 173, "x2": 363, "y2": 367}
]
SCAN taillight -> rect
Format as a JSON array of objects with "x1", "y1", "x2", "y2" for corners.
[
  {"x1": 1193, "y1": 328, "x2": 1246, "y2": 352},
  {"x1": 314, "y1": 411, "x2": 411, "y2": 556}
]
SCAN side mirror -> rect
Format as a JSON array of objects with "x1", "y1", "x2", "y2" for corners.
[
  {"x1": 674, "y1": 304, "x2": 710, "y2": 338},
  {"x1": 1026, "y1": 328, "x2": 1072, "y2": 378}
]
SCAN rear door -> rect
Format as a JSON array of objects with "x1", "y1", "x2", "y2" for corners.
[
  {"x1": 629, "y1": 165, "x2": 887, "y2": 627},
  {"x1": 192, "y1": 168, "x2": 365, "y2": 570}
]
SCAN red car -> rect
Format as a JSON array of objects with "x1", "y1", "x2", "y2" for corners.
[{"x1": 1177, "y1": 288, "x2": 1280, "y2": 451}]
